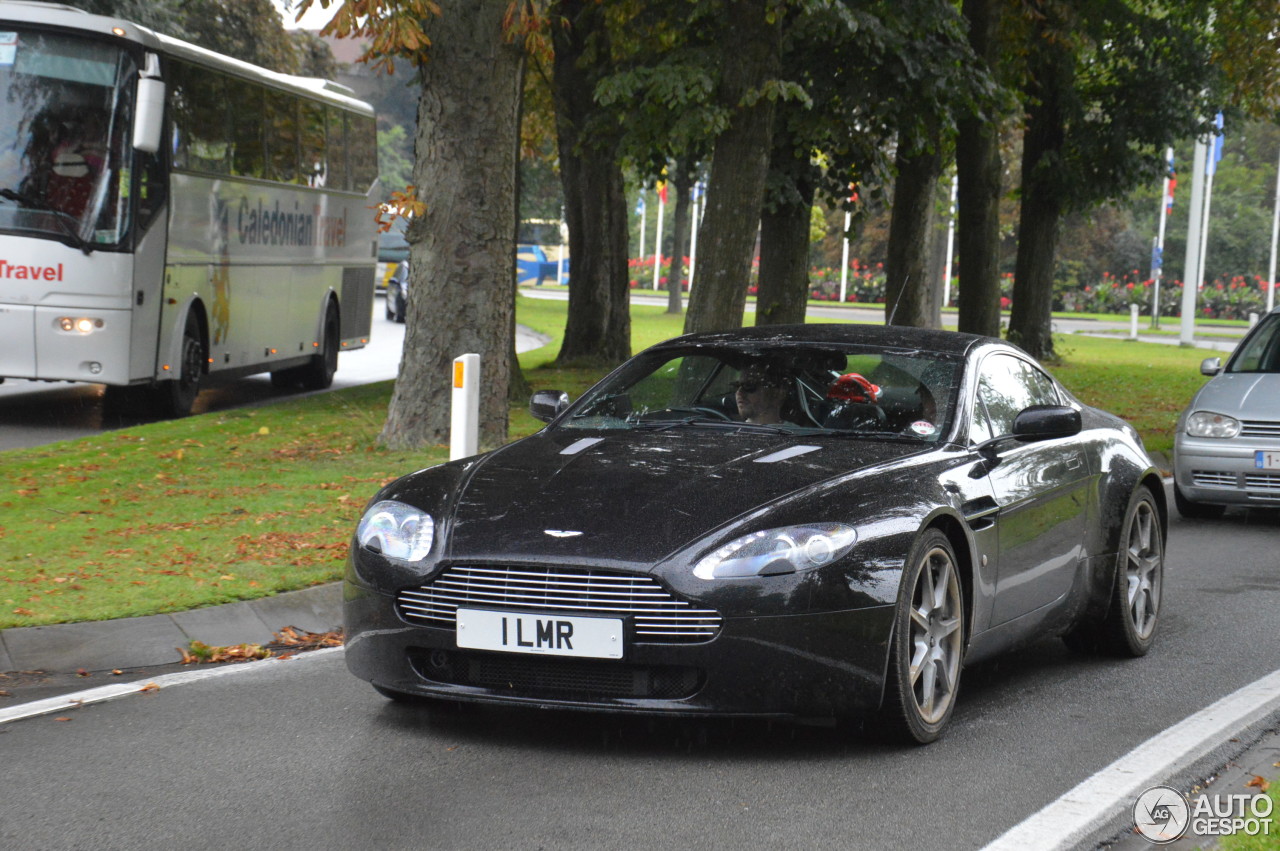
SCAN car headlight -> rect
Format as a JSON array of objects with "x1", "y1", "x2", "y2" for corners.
[
  {"x1": 1185, "y1": 411, "x2": 1241, "y2": 439},
  {"x1": 355, "y1": 500, "x2": 434, "y2": 562},
  {"x1": 693, "y1": 524, "x2": 857, "y2": 580}
]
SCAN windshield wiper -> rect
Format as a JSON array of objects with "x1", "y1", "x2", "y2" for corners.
[
  {"x1": 630, "y1": 416, "x2": 794, "y2": 435},
  {"x1": 0, "y1": 188, "x2": 93, "y2": 254}
]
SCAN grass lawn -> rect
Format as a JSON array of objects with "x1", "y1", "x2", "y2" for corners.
[{"x1": 0, "y1": 296, "x2": 1211, "y2": 629}]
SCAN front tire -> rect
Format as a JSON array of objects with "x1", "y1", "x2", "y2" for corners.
[
  {"x1": 154, "y1": 312, "x2": 203, "y2": 417},
  {"x1": 298, "y1": 303, "x2": 339, "y2": 390},
  {"x1": 881, "y1": 528, "x2": 965, "y2": 744}
]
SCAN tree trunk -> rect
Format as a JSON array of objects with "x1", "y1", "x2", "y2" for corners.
[
  {"x1": 884, "y1": 137, "x2": 942, "y2": 328},
  {"x1": 682, "y1": 0, "x2": 779, "y2": 335},
  {"x1": 667, "y1": 166, "x2": 692, "y2": 314},
  {"x1": 756, "y1": 172, "x2": 814, "y2": 327},
  {"x1": 380, "y1": 0, "x2": 523, "y2": 450},
  {"x1": 955, "y1": 0, "x2": 1003, "y2": 338},
  {"x1": 1008, "y1": 13, "x2": 1070, "y2": 362},
  {"x1": 552, "y1": 0, "x2": 631, "y2": 367}
]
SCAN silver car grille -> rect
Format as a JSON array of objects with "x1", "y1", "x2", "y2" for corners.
[
  {"x1": 397, "y1": 565, "x2": 722, "y2": 643},
  {"x1": 1245, "y1": 473, "x2": 1280, "y2": 498},
  {"x1": 1192, "y1": 471, "x2": 1237, "y2": 488},
  {"x1": 1241, "y1": 420, "x2": 1280, "y2": 438}
]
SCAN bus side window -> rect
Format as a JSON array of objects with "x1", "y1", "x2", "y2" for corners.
[
  {"x1": 135, "y1": 149, "x2": 166, "y2": 233},
  {"x1": 326, "y1": 106, "x2": 348, "y2": 192},
  {"x1": 265, "y1": 88, "x2": 299, "y2": 184},
  {"x1": 301, "y1": 100, "x2": 326, "y2": 187},
  {"x1": 349, "y1": 112, "x2": 377, "y2": 193},
  {"x1": 229, "y1": 79, "x2": 266, "y2": 180}
]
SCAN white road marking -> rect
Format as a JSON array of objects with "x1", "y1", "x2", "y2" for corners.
[
  {"x1": 0, "y1": 646, "x2": 343, "y2": 726},
  {"x1": 982, "y1": 666, "x2": 1280, "y2": 851}
]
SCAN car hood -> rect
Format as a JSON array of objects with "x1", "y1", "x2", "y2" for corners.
[
  {"x1": 439, "y1": 429, "x2": 927, "y2": 566},
  {"x1": 1192, "y1": 373, "x2": 1280, "y2": 420}
]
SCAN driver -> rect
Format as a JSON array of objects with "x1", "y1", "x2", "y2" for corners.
[{"x1": 733, "y1": 364, "x2": 790, "y2": 425}]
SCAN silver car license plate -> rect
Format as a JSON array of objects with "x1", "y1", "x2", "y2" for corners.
[
  {"x1": 1256, "y1": 451, "x2": 1280, "y2": 470},
  {"x1": 455, "y1": 608, "x2": 624, "y2": 659}
]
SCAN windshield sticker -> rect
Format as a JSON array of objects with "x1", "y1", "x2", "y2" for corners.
[
  {"x1": 0, "y1": 33, "x2": 16, "y2": 66},
  {"x1": 910, "y1": 420, "x2": 937, "y2": 436}
]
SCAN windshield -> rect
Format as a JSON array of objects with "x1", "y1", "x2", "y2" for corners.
[
  {"x1": 0, "y1": 27, "x2": 135, "y2": 248},
  {"x1": 1226, "y1": 314, "x2": 1280, "y2": 373},
  {"x1": 560, "y1": 342, "x2": 964, "y2": 442}
]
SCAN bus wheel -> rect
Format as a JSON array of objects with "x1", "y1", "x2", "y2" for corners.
[
  {"x1": 298, "y1": 304, "x2": 338, "y2": 391},
  {"x1": 155, "y1": 313, "x2": 204, "y2": 417}
]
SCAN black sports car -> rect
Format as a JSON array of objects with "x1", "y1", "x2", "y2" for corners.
[{"x1": 344, "y1": 324, "x2": 1166, "y2": 743}]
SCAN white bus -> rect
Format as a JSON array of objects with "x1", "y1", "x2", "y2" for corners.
[{"x1": 0, "y1": 1, "x2": 378, "y2": 417}]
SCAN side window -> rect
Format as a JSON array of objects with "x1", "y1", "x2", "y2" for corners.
[
  {"x1": 170, "y1": 63, "x2": 229, "y2": 174},
  {"x1": 348, "y1": 112, "x2": 378, "y2": 192},
  {"x1": 1019, "y1": 360, "x2": 1060, "y2": 407},
  {"x1": 969, "y1": 395, "x2": 993, "y2": 444},
  {"x1": 325, "y1": 106, "x2": 348, "y2": 190},
  {"x1": 300, "y1": 100, "x2": 327, "y2": 186},
  {"x1": 976, "y1": 354, "x2": 1038, "y2": 438},
  {"x1": 228, "y1": 79, "x2": 265, "y2": 179},
  {"x1": 265, "y1": 89, "x2": 299, "y2": 183}
]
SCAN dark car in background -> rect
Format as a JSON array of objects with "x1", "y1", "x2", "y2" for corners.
[
  {"x1": 384, "y1": 260, "x2": 408, "y2": 323},
  {"x1": 344, "y1": 324, "x2": 1166, "y2": 743},
  {"x1": 1173, "y1": 306, "x2": 1280, "y2": 518}
]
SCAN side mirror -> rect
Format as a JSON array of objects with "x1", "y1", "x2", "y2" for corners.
[
  {"x1": 132, "y1": 53, "x2": 164, "y2": 154},
  {"x1": 529, "y1": 390, "x2": 570, "y2": 423},
  {"x1": 1012, "y1": 405, "x2": 1082, "y2": 442},
  {"x1": 1200, "y1": 357, "x2": 1222, "y2": 376}
]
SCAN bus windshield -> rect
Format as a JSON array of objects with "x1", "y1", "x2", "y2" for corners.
[{"x1": 0, "y1": 27, "x2": 134, "y2": 249}]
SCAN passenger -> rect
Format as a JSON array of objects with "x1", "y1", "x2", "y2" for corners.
[
  {"x1": 45, "y1": 112, "x2": 107, "y2": 218},
  {"x1": 733, "y1": 364, "x2": 790, "y2": 425}
]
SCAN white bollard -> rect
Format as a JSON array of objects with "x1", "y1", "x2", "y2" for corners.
[
  {"x1": 1130, "y1": 303, "x2": 1140, "y2": 340},
  {"x1": 1249, "y1": 312, "x2": 1259, "y2": 327},
  {"x1": 450, "y1": 353, "x2": 480, "y2": 460}
]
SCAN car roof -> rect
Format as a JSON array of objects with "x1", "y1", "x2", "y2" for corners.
[{"x1": 651, "y1": 323, "x2": 998, "y2": 357}]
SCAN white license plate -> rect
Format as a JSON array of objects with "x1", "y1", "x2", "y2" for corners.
[
  {"x1": 455, "y1": 608, "x2": 624, "y2": 659},
  {"x1": 1256, "y1": 451, "x2": 1280, "y2": 470}
]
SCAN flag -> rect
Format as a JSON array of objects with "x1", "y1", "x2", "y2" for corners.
[
  {"x1": 657, "y1": 181, "x2": 667, "y2": 204},
  {"x1": 1151, "y1": 241, "x2": 1163, "y2": 274},
  {"x1": 1206, "y1": 112, "x2": 1224, "y2": 177},
  {"x1": 635, "y1": 195, "x2": 645, "y2": 216},
  {"x1": 1165, "y1": 151, "x2": 1176, "y2": 213}
]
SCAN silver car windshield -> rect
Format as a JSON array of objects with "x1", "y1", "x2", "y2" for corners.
[
  {"x1": 1227, "y1": 315, "x2": 1280, "y2": 373},
  {"x1": 0, "y1": 28, "x2": 135, "y2": 248},
  {"x1": 560, "y1": 343, "x2": 964, "y2": 441}
]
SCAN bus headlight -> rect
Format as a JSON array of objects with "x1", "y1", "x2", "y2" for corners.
[{"x1": 58, "y1": 317, "x2": 104, "y2": 334}]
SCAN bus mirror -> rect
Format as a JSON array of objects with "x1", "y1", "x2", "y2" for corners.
[{"x1": 133, "y1": 76, "x2": 165, "y2": 154}]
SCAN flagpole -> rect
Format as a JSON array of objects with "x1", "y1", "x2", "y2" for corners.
[
  {"x1": 1152, "y1": 147, "x2": 1173, "y2": 328},
  {"x1": 688, "y1": 182, "x2": 701, "y2": 292},
  {"x1": 1180, "y1": 137, "x2": 1209, "y2": 346},
  {"x1": 1269, "y1": 146, "x2": 1280, "y2": 314},
  {"x1": 651, "y1": 187, "x2": 665, "y2": 291},
  {"x1": 638, "y1": 194, "x2": 647, "y2": 267},
  {"x1": 1194, "y1": 117, "x2": 1222, "y2": 322},
  {"x1": 942, "y1": 174, "x2": 958, "y2": 313}
]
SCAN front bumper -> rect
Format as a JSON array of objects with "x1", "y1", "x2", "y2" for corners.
[
  {"x1": 343, "y1": 579, "x2": 896, "y2": 720},
  {"x1": 1174, "y1": 434, "x2": 1280, "y2": 506}
]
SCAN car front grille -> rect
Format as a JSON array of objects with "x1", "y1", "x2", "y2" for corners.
[
  {"x1": 1245, "y1": 473, "x2": 1280, "y2": 499},
  {"x1": 1192, "y1": 471, "x2": 1237, "y2": 488},
  {"x1": 1241, "y1": 420, "x2": 1280, "y2": 438},
  {"x1": 396, "y1": 564, "x2": 722, "y2": 643},
  {"x1": 409, "y1": 649, "x2": 703, "y2": 700}
]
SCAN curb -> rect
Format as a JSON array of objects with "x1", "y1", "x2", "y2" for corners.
[{"x1": 0, "y1": 582, "x2": 342, "y2": 673}]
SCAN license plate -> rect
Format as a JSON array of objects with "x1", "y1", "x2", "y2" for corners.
[
  {"x1": 1256, "y1": 451, "x2": 1280, "y2": 470},
  {"x1": 455, "y1": 608, "x2": 623, "y2": 659}
]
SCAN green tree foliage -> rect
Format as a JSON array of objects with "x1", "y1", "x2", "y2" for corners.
[{"x1": 376, "y1": 125, "x2": 413, "y2": 202}]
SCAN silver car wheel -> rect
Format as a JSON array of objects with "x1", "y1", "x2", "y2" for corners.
[
  {"x1": 1124, "y1": 498, "x2": 1161, "y2": 640},
  {"x1": 908, "y1": 544, "x2": 963, "y2": 724}
]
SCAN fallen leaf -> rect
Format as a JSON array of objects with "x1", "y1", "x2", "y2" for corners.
[
  {"x1": 257, "y1": 426, "x2": 270, "y2": 435},
  {"x1": 111, "y1": 669, "x2": 124, "y2": 676},
  {"x1": 1245, "y1": 775, "x2": 1269, "y2": 792},
  {"x1": 12, "y1": 607, "x2": 33, "y2": 616},
  {"x1": 75, "y1": 668, "x2": 90, "y2": 678},
  {"x1": 139, "y1": 682, "x2": 160, "y2": 693},
  {"x1": 0, "y1": 690, "x2": 10, "y2": 697},
  {"x1": 54, "y1": 716, "x2": 72, "y2": 722}
]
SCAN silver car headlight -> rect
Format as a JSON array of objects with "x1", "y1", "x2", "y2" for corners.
[
  {"x1": 1185, "y1": 411, "x2": 1241, "y2": 439},
  {"x1": 356, "y1": 500, "x2": 435, "y2": 562},
  {"x1": 693, "y1": 524, "x2": 857, "y2": 580}
]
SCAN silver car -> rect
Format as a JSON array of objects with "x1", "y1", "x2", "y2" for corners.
[{"x1": 1173, "y1": 307, "x2": 1280, "y2": 518}]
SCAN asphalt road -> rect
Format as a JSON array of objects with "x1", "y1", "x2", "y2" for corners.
[{"x1": 2, "y1": 495, "x2": 1277, "y2": 850}]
